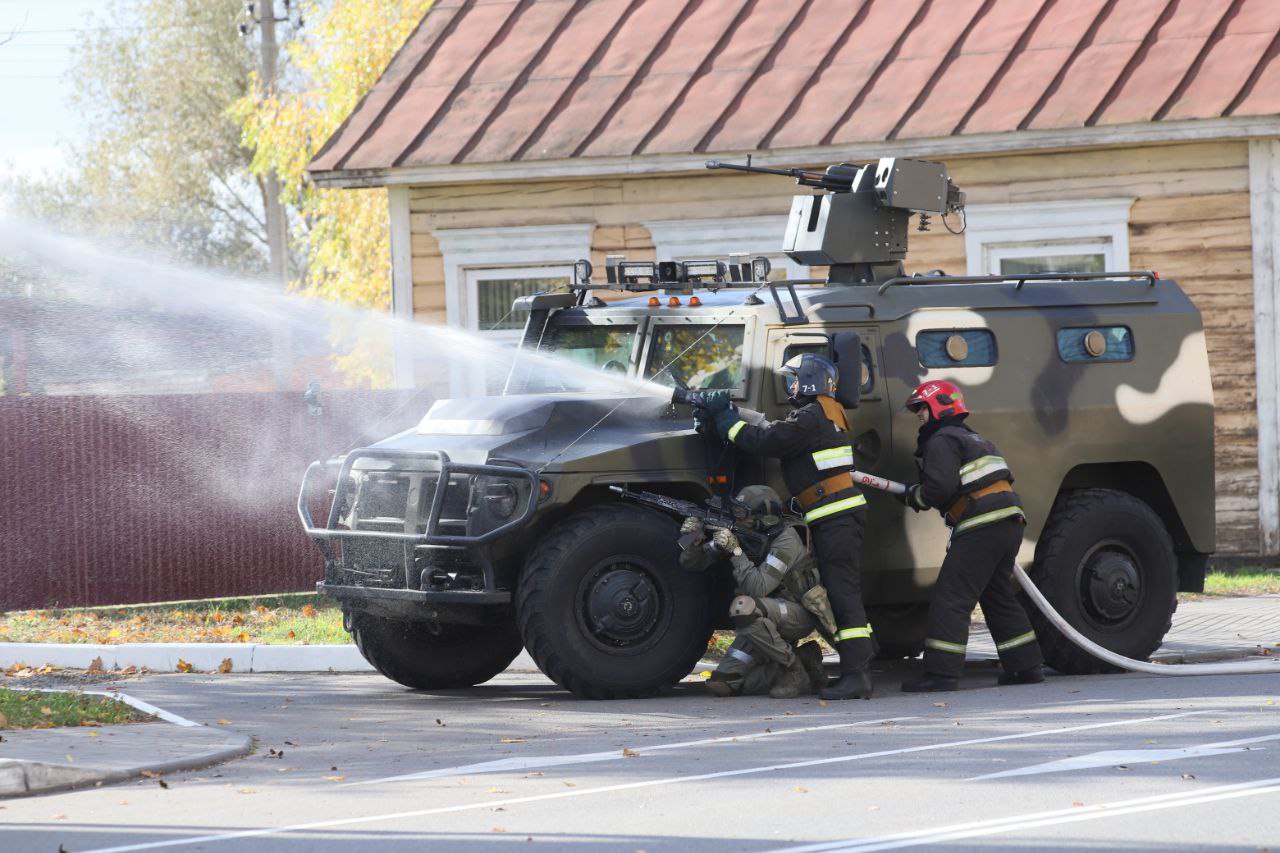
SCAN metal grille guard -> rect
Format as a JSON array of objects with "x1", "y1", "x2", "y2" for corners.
[{"x1": 297, "y1": 448, "x2": 540, "y2": 558}]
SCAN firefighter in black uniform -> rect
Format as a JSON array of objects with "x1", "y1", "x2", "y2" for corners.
[
  {"x1": 899, "y1": 380, "x2": 1045, "y2": 692},
  {"x1": 701, "y1": 354, "x2": 874, "y2": 700}
]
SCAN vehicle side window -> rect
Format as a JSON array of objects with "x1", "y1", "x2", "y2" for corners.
[
  {"x1": 782, "y1": 342, "x2": 873, "y2": 394},
  {"x1": 645, "y1": 324, "x2": 745, "y2": 390},
  {"x1": 916, "y1": 329, "x2": 997, "y2": 368},
  {"x1": 1057, "y1": 326, "x2": 1134, "y2": 363}
]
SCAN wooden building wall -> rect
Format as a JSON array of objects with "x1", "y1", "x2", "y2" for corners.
[{"x1": 404, "y1": 141, "x2": 1260, "y2": 555}]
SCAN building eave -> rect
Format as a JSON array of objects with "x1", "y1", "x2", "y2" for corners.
[{"x1": 309, "y1": 116, "x2": 1280, "y2": 189}]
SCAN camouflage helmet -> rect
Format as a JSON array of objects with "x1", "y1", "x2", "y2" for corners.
[
  {"x1": 736, "y1": 485, "x2": 784, "y2": 529},
  {"x1": 778, "y1": 353, "x2": 838, "y2": 402}
]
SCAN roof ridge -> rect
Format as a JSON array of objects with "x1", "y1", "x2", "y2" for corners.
[
  {"x1": 570, "y1": 0, "x2": 701, "y2": 159},
  {"x1": 887, "y1": 0, "x2": 997, "y2": 141},
  {"x1": 391, "y1": 0, "x2": 538, "y2": 168},
  {"x1": 953, "y1": 0, "x2": 1053, "y2": 136},
  {"x1": 693, "y1": 0, "x2": 818, "y2": 154},
  {"x1": 1153, "y1": 0, "x2": 1246, "y2": 120},
  {"x1": 632, "y1": 0, "x2": 759, "y2": 156},
  {"x1": 511, "y1": 0, "x2": 648, "y2": 162},
  {"x1": 452, "y1": 0, "x2": 590, "y2": 165},
  {"x1": 1018, "y1": 0, "x2": 1120, "y2": 130},
  {"x1": 758, "y1": 0, "x2": 873, "y2": 152},
  {"x1": 819, "y1": 0, "x2": 933, "y2": 147},
  {"x1": 1086, "y1": 0, "x2": 1180, "y2": 127}
]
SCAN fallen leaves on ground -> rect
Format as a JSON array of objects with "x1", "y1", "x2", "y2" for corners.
[
  {"x1": 87, "y1": 657, "x2": 104, "y2": 673},
  {"x1": 325, "y1": 775, "x2": 346, "y2": 782},
  {"x1": 0, "y1": 598, "x2": 344, "y2": 647},
  {"x1": 794, "y1": 786, "x2": 808, "y2": 794},
  {"x1": 217, "y1": 658, "x2": 233, "y2": 674},
  {"x1": 622, "y1": 748, "x2": 639, "y2": 758},
  {"x1": 216, "y1": 719, "x2": 233, "y2": 726},
  {"x1": 500, "y1": 737, "x2": 525, "y2": 743},
  {"x1": 175, "y1": 660, "x2": 193, "y2": 673},
  {"x1": 487, "y1": 787, "x2": 509, "y2": 794}
]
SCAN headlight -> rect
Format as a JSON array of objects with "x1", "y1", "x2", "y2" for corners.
[{"x1": 483, "y1": 481, "x2": 518, "y2": 519}]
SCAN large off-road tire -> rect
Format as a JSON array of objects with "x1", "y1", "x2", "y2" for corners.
[
  {"x1": 348, "y1": 613, "x2": 523, "y2": 690},
  {"x1": 1026, "y1": 488, "x2": 1178, "y2": 675},
  {"x1": 517, "y1": 505, "x2": 713, "y2": 699},
  {"x1": 867, "y1": 603, "x2": 929, "y2": 659}
]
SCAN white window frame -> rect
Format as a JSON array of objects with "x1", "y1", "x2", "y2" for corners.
[
  {"x1": 644, "y1": 216, "x2": 808, "y2": 280},
  {"x1": 464, "y1": 264, "x2": 574, "y2": 341},
  {"x1": 432, "y1": 223, "x2": 593, "y2": 332},
  {"x1": 963, "y1": 199, "x2": 1133, "y2": 276}
]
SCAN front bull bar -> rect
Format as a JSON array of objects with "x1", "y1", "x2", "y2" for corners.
[{"x1": 297, "y1": 448, "x2": 540, "y2": 599}]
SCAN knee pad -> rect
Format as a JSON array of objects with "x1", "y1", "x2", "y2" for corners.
[{"x1": 729, "y1": 595, "x2": 757, "y2": 617}]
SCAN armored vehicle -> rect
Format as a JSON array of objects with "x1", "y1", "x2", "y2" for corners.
[{"x1": 299, "y1": 157, "x2": 1214, "y2": 698}]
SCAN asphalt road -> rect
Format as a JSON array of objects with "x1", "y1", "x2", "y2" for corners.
[{"x1": 2, "y1": 661, "x2": 1278, "y2": 852}]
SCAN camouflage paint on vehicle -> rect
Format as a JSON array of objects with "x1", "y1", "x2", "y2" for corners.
[{"x1": 298, "y1": 157, "x2": 1213, "y2": 696}]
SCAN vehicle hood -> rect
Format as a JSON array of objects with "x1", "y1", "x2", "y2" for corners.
[{"x1": 364, "y1": 393, "x2": 709, "y2": 472}]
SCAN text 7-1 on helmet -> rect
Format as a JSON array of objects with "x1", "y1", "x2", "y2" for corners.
[
  {"x1": 778, "y1": 353, "x2": 838, "y2": 400},
  {"x1": 905, "y1": 380, "x2": 968, "y2": 419}
]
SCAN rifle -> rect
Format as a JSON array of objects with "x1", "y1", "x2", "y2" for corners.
[{"x1": 609, "y1": 485, "x2": 770, "y2": 563}]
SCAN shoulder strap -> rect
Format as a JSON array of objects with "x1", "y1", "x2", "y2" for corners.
[{"x1": 816, "y1": 396, "x2": 849, "y2": 432}]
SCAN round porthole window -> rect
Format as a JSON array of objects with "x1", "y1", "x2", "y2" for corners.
[
  {"x1": 945, "y1": 334, "x2": 969, "y2": 362},
  {"x1": 1084, "y1": 329, "x2": 1107, "y2": 358}
]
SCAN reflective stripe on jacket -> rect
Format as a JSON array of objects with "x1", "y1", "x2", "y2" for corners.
[
  {"x1": 915, "y1": 421, "x2": 1023, "y2": 535},
  {"x1": 725, "y1": 401, "x2": 865, "y2": 522}
]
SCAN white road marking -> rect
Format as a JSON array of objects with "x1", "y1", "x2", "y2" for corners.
[
  {"x1": 343, "y1": 719, "x2": 922, "y2": 786},
  {"x1": 25, "y1": 687, "x2": 201, "y2": 728},
  {"x1": 969, "y1": 732, "x2": 1280, "y2": 780},
  {"x1": 81, "y1": 710, "x2": 1211, "y2": 853},
  {"x1": 767, "y1": 775, "x2": 1280, "y2": 852}
]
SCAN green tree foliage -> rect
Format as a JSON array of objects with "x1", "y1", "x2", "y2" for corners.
[
  {"x1": 3, "y1": 0, "x2": 270, "y2": 274},
  {"x1": 232, "y1": 0, "x2": 432, "y2": 385},
  {"x1": 233, "y1": 0, "x2": 432, "y2": 310}
]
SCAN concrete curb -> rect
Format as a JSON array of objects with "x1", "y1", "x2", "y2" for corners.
[
  {"x1": 0, "y1": 642, "x2": 375, "y2": 673},
  {"x1": 0, "y1": 732, "x2": 252, "y2": 799},
  {"x1": 0, "y1": 643, "x2": 548, "y2": 674},
  {"x1": 0, "y1": 689, "x2": 252, "y2": 799}
]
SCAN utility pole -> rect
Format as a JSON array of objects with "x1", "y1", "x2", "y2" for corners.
[
  {"x1": 242, "y1": 1, "x2": 291, "y2": 287},
  {"x1": 240, "y1": 1, "x2": 302, "y2": 389}
]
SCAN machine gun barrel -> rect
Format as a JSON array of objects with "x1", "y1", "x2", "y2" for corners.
[{"x1": 705, "y1": 159, "x2": 847, "y2": 192}]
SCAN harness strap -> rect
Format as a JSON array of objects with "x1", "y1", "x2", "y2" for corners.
[
  {"x1": 795, "y1": 472, "x2": 856, "y2": 510},
  {"x1": 945, "y1": 479, "x2": 1013, "y2": 524},
  {"x1": 816, "y1": 395, "x2": 849, "y2": 431}
]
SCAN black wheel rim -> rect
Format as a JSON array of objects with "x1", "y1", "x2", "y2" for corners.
[
  {"x1": 576, "y1": 558, "x2": 669, "y2": 653},
  {"x1": 1075, "y1": 540, "x2": 1144, "y2": 631}
]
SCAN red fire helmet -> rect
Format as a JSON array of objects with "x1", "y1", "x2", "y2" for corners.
[{"x1": 905, "y1": 380, "x2": 968, "y2": 419}]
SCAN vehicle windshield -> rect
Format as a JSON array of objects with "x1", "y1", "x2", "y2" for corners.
[
  {"x1": 508, "y1": 322, "x2": 638, "y2": 394},
  {"x1": 645, "y1": 324, "x2": 745, "y2": 391}
]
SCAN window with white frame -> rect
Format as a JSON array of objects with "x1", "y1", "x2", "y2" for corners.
[
  {"x1": 645, "y1": 216, "x2": 807, "y2": 280},
  {"x1": 433, "y1": 223, "x2": 592, "y2": 337},
  {"x1": 962, "y1": 199, "x2": 1133, "y2": 277}
]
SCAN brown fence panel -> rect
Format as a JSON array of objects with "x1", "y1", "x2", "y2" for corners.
[{"x1": 0, "y1": 389, "x2": 434, "y2": 610}]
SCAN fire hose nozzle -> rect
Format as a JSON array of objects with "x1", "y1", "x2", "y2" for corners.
[{"x1": 671, "y1": 387, "x2": 705, "y2": 407}]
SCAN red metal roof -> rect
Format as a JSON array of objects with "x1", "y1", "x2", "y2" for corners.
[{"x1": 310, "y1": 0, "x2": 1280, "y2": 175}]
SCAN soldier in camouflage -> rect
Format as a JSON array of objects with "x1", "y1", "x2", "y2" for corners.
[
  {"x1": 680, "y1": 485, "x2": 830, "y2": 698},
  {"x1": 704, "y1": 354, "x2": 875, "y2": 700},
  {"x1": 899, "y1": 380, "x2": 1046, "y2": 692}
]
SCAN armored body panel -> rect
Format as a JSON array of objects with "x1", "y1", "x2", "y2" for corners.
[{"x1": 298, "y1": 158, "x2": 1213, "y2": 698}]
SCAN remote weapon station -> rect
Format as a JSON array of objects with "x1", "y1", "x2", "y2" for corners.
[{"x1": 299, "y1": 158, "x2": 1215, "y2": 698}]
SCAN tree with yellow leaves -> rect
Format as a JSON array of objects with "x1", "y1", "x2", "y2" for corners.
[{"x1": 233, "y1": 0, "x2": 432, "y2": 384}]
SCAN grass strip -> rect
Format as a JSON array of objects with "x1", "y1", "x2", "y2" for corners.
[
  {"x1": 0, "y1": 592, "x2": 346, "y2": 646},
  {"x1": 0, "y1": 687, "x2": 151, "y2": 730}
]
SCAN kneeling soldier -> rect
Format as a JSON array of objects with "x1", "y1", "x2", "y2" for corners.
[
  {"x1": 899, "y1": 381, "x2": 1045, "y2": 692},
  {"x1": 680, "y1": 486, "x2": 830, "y2": 698}
]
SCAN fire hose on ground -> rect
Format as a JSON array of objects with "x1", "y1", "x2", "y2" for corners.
[{"x1": 851, "y1": 470, "x2": 1280, "y2": 676}]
